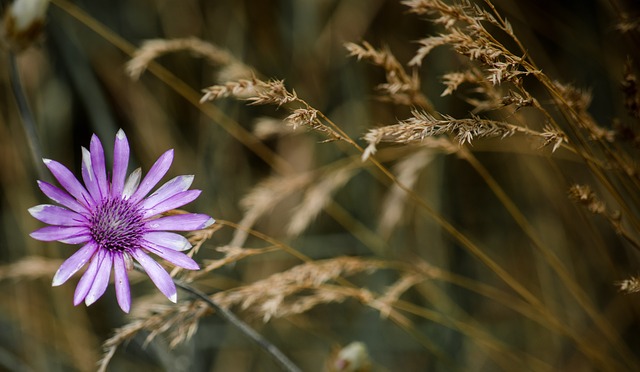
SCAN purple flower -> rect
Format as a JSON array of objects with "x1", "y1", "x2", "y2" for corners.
[{"x1": 29, "y1": 130, "x2": 213, "y2": 313}]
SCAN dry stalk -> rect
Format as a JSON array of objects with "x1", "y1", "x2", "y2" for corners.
[
  {"x1": 0, "y1": 256, "x2": 62, "y2": 281},
  {"x1": 568, "y1": 184, "x2": 640, "y2": 249},
  {"x1": 229, "y1": 172, "x2": 313, "y2": 248},
  {"x1": 370, "y1": 273, "x2": 423, "y2": 320},
  {"x1": 617, "y1": 276, "x2": 640, "y2": 293},
  {"x1": 189, "y1": 245, "x2": 279, "y2": 280},
  {"x1": 201, "y1": 77, "x2": 345, "y2": 142},
  {"x1": 378, "y1": 148, "x2": 436, "y2": 239},
  {"x1": 126, "y1": 37, "x2": 252, "y2": 81},
  {"x1": 362, "y1": 109, "x2": 565, "y2": 160},
  {"x1": 98, "y1": 300, "x2": 210, "y2": 372},
  {"x1": 100, "y1": 271, "x2": 303, "y2": 372},
  {"x1": 345, "y1": 41, "x2": 432, "y2": 108},
  {"x1": 211, "y1": 257, "x2": 383, "y2": 322},
  {"x1": 287, "y1": 166, "x2": 358, "y2": 237}
]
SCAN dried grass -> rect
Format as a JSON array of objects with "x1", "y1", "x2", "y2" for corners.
[
  {"x1": 126, "y1": 37, "x2": 253, "y2": 81},
  {"x1": 10, "y1": 0, "x2": 640, "y2": 371}
]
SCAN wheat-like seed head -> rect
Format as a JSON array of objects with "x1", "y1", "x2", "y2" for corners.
[{"x1": 127, "y1": 37, "x2": 252, "y2": 81}]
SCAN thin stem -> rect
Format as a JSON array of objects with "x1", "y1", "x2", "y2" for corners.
[
  {"x1": 8, "y1": 53, "x2": 47, "y2": 180},
  {"x1": 138, "y1": 262, "x2": 302, "y2": 372},
  {"x1": 173, "y1": 280, "x2": 302, "y2": 372}
]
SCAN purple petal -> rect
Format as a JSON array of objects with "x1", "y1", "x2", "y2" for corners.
[
  {"x1": 43, "y1": 159, "x2": 93, "y2": 207},
  {"x1": 129, "y1": 150, "x2": 174, "y2": 203},
  {"x1": 142, "y1": 240, "x2": 200, "y2": 270},
  {"x1": 113, "y1": 253, "x2": 131, "y2": 313},
  {"x1": 85, "y1": 250, "x2": 113, "y2": 306},
  {"x1": 74, "y1": 249, "x2": 106, "y2": 305},
  {"x1": 37, "y1": 181, "x2": 87, "y2": 214},
  {"x1": 123, "y1": 168, "x2": 141, "y2": 199},
  {"x1": 143, "y1": 231, "x2": 192, "y2": 251},
  {"x1": 28, "y1": 204, "x2": 88, "y2": 226},
  {"x1": 131, "y1": 249, "x2": 177, "y2": 302},
  {"x1": 52, "y1": 241, "x2": 98, "y2": 286},
  {"x1": 142, "y1": 190, "x2": 201, "y2": 219},
  {"x1": 59, "y1": 234, "x2": 92, "y2": 244},
  {"x1": 111, "y1": 130, "x2": 130, "y2": 198},
  {"x1": 140, "y1": 175, "x2": 194, "y2": 211},
  {"x1": 90, "y1": 134, "x2": 109, "y2": 198},
  {"x1": 81, "y1": 147, "x2": 102, "y2": 202},
  {"x1": 145, "y1": 214, "x2": 214, "y2": 231},
  {"x1": 30, "y1": 226, "x2": 89, "y2": 242}
]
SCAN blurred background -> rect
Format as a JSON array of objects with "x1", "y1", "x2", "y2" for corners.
[{"x1": 1, "y1": 0, "x2": 640, "y2": 371}]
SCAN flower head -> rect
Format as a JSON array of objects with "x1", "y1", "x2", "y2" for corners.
[{"x1": 29, "y1": 130, "x2": 213, "y2": 313}]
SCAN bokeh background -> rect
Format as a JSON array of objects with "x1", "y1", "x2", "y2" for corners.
[{"x1": 1, "y1": 0, "x2": 640, "y2": 371}]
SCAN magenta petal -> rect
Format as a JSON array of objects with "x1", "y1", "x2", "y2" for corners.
[
  {"x1": 85, "y1": 251, "x2": 113, "y2": 306},
  {"x1": 38, "y1": 181, "x2": 87, "y2": 214},
  {"x1": 131, "y1": 249, "x2": 177, "y2": 302},
  {"x1": 143, "y1": 231, "x2": 192, "y2": 251},
  {"x1": 142, "y1": 190, "x2": 201, "y2": 219},
  {"x1": 140, "y1": 175, "x2": 194, "y2": 211},
  {"x1": 81, "y1": 147, "x2": 102, "y2": 202},
  {"x1": 90, "y1": 135, "x2": 109, "y2": 198},
  {"x1": 143, "y1": 241, "x2": 200, "y2": 270},
  {"x1": 113, "y1": 253, "x2": 131, "y2": 313},
  {"x1": 43, "y1": 159, "x2": 93, "y2": 207},
  {"x1": 145, "y1": 214, "x2": 214, "y2": 231},
  {"x1": 30, "y1": 226, "x2": 89, "y2": 242},
  {"x1": 129, "y1": 150, "x2": 174, "y2": 203},
  {"x1": 74, "y1": 249, "x2": 105, "y2": 305},
  {"x1": 111, "y1": 130, "x2": 130, "y2": 198},
  {"x1": 28, "y1": 204, "x2": 87, "y2": 226},
  {"x1": 53, "y1": 242, "x2": 98, "y2": 286}
]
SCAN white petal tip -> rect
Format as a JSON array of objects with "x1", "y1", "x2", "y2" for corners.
[
  {"x1": 85, "y1": 295, "x2": 97, "y2": 306},
  {"x1": 43, "y1": 158, "x2": 51, "y2": 164},
  {"x1": 168, "y1": 293, "x2": 177, "y2": 303},
  {"x1": 27, "y1": 205, "x2": 44, "y2": 215},
  {"x1": 203, "y1": 218, "x2": 215, "y2": 228},
  {"x1": 116, "y1": 129, "x2": 126, "y2": 139}
]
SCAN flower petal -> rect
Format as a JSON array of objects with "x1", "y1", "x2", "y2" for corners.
[
  {"x1": 143, "y1": 231, "x2": 192, "y2": 251},
  {"x1": 81, "y1": 147, "x2": 102, "y2": 202},
  {"x1": 74, "y1": 249, "x2": 105, "y2": 305},
  {"x1": 43, "y1": 159, "x2": 93, "y2": 207},
  {"x1": 113, "y1": 253, "x2": 131, "y2": 313},
  {"x1": 90, "y1": 134, "x2": 109, "y2": 198},
  {"x1": 37, "y1": 180, "x2": 87, "y2": 214},
  {"x1": 30, "y1": 226, "x2": 89, "y2": 242},
  {"x1": 52, "y1": 241, "x2": 98, "y2": 286},
  {"x1": 142, "y1": 240, "x2": 200, "y2": 270},
  {"x1": 129, "y1": 149, "x2": 174, "y2": 203},
  {"x1": 140, "y1": 175, "x2": 194, "y2": 211},
  {"x1": 111, "y1": 129, "x2": 130, "y2": 198},
  {"x1": 142, "y1": 190, "x2": 201, "y2": 219},
  {"x1": 145, "y1": 213, "x2": 214, "y2": 231},
  {"x1": 85, "y1": 251, "x2": 113, "y2": 306},
  {"x1": 131, "y1": 249, "x2": 177, "y2": 302},
  {"x1": 123, "y1": 168, "x2": 141, "y2": 199},
  {"x1": 28, "y1": 204, "x2": 88, "y2": 226},
  {"x1": 59, "y1": 234, "x2": 92, "y2": 244}
]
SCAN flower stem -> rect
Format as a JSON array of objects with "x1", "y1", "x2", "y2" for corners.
[{"x1": 173, "y1": 279, "x2": 302, "y2": 372}]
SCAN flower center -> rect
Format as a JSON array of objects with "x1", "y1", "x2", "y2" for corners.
[{"x1": 90, "y1": 198, "x2": 145, "y2": 252}]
